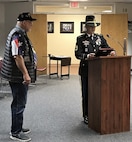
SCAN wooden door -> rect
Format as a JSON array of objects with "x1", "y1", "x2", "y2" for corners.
[
  {"x1": 28, "y1": 14, "x2": 47, "y2": 74},
  {"x1": 101, "y1": 14, "x2": 128, "y2": 56}
]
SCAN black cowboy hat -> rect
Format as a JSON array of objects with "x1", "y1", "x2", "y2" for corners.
[{"x1": 85, "y1": 15, "x2": 100, "y2": 27}]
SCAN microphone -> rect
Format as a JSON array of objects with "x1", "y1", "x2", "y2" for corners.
[
  {"x1": 123, "y1": 38, "x2": 127, "y2": 56},
  {"x1": 106, "y1": 34, "x2": 127, "y2": 56}
]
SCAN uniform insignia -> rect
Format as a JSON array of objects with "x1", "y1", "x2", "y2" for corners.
[
  {"x1": 85, "y1": 48, "x2": 88, "y2": 52},
  {"x1": 82, "y1": 40, "x2": 89, "y2": 47},
  {"x1": 94, "y1": 49, "x2": 96, "y2": 52},
  {"x1": 75, "y1": 45, "x2": 78, "y2": 51},
  {"x1": 95, "y1": 37, "x2": 101, "y2": 46}
]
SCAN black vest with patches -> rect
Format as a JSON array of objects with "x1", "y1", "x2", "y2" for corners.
[{"x1": 1, "y1": 26, "x2": 35, "y2": 83}]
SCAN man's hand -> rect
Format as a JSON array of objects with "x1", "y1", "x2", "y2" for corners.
[
  {"x1": 23, "y1": 73, "x2": 31, "y2": 85},
  {"x1": 15, "y1": 55, "x2": 31, "y2": 84},
  {"x1": 110, "y1": 51, "x2": 116, "y2": 56},
  {"x1": 87, "y1": 53, "x2": 95, "y2": 58}
]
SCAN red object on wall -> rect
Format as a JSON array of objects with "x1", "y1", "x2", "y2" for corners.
[{"x1": 70, "y1": 2, "x2": 79, "y2": 8}]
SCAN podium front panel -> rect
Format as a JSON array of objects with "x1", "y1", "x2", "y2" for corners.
[{"x1": 88, "y1": 56, "x2": 131, "y2": 134}]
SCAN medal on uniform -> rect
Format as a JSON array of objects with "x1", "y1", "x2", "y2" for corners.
[
  {"x1": 75, "y1": 45, "x2": 78, "y2": 51},
  {"x1": 85, "y1": 48, "x2": 88, "y2": 52},
  {"x1": 82, "y1": 40, "x2": 89, "y2": 47},
  {"x1": 96, "y1": 37, "x2": 101, "y2": 46}
]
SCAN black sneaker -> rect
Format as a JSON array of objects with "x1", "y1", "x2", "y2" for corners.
[
  {"x1": 22, "y1": 128, "x2": 31, "y2": 134},
  {"x1": 10, "y1": 133, "x2": 31, "y2": 142},
  {"x1": 84, "y1": 116, "x2": 88, "y2": 124},
  {"x1": 10, "y1": 128, "x2": 31, "y2": 135}
]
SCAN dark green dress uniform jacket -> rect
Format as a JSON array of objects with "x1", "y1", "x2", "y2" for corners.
[{"x1": 75, "y1": 33, "x2": 110, "y2": 77}]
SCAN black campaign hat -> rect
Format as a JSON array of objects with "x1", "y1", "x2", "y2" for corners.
[
  {"x1": 17, "y1": 12, "x2": 36, "y2": 21},
  {"x1": 85, "y1": 15, "x2": 100, "y2": 27}
]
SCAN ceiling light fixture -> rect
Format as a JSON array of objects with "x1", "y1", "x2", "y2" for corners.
[
  {"x1": 102, "y1": 10, "x2": 112, "y2": 13},
  {"x1": 84, "y1": 6, "x2": 87, "y2": 9}
]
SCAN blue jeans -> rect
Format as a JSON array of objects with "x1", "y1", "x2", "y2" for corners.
[{"x1": 9, "y1": 82, "x2": 28, "y2": 134}]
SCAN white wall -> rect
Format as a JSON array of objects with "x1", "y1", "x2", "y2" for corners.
[
  {"x1": 1, "y1": 2, "x2": 132, "y2": 64},
  {"x1": 47, "y1": 15, "x2": 101, "y2": 64},
  {"x1": 0, "y1": 3, "x2": 5, "y2": 56},
  {"x1": 5, "y1": 2, "x2": 33, "y2": 38},
  {"x1": 0, "y1": 2, "x2": 34, "y2": 57},
  {"x1": 115, "y1": 3, "x2": 132, "y2": 20},
  {"x1": 115, "y1": 3, "x2": 132, "y2": 66}
]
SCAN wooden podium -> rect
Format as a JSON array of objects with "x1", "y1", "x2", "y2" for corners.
[{"x1": 88, "y1": 56, "x2": 131, "y2": 134}]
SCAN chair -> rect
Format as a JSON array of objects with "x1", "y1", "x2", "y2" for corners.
[
  {"x1": 48, "y1": 55, "x2": 71, "y2": 79},
  {"x1": 0, "y1": 59, "x2": 11, "y2": 95},
  {"x1": 60, "y1": 57, "x2": 71, "y2": 79}
]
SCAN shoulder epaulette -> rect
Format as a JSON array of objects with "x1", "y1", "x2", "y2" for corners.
[
  {"x1": 95, "y1": 33, "x2": 103, "y2": 36},
  {"x1": 78, "y1": 33, "x2": 87, "y2": 38}
]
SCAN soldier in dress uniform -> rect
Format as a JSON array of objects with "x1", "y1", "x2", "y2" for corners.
[{"x1": 75, "y1": 15, "x2": 116, "y2": 124}]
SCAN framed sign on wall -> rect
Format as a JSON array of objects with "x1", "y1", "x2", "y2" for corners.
[
  {"x1": 60, "y1": 22, "x2": 74, "y2": 33},
  {"x1": 81, "y1": 22, "x2": 86, "y2": 33},
  {"x1": 48, "y1": 22, "x2": 54, "y2": 33}
]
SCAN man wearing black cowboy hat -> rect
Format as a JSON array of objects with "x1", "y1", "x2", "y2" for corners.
[
  {"x1": 75, "y1": 15, "x2": 116, "y2": 124},
  {"x1": 1, "y1": 12, "x2": 37, "y2": 142}
]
